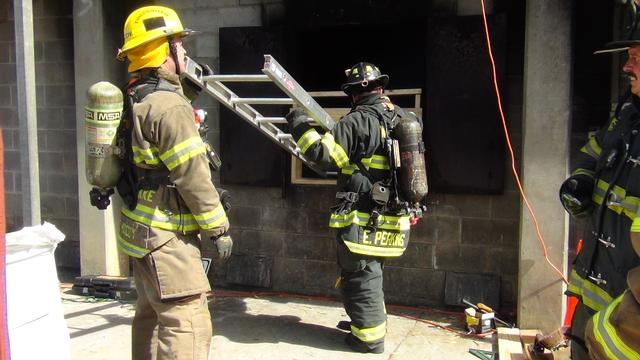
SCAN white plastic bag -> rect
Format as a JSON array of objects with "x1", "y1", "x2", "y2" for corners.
[{"x1": 5, "y1": 222, "x2": 70, "y2": 360}]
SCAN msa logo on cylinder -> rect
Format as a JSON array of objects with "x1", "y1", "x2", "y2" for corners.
[{"x1": 85, "y1": 110, "x2": 121, "y2": 121}]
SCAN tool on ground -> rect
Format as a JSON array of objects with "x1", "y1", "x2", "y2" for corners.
[
  {"x1": 462, "y1": 299, "x2": 515, "y2": 328},
  {"x1": 180, "y1": 55, "x2": 337, "y2": 177},
  {"x1": 468, "y1": 348, "x2": 496, "y2": 360},
  {"x1": 528, "y1": 327, "x2": 568, "y2": 355}
]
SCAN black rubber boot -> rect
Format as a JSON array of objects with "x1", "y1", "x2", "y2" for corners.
[
  {"x1": 345, "y1": 333, "x2": 384, "y2": 354},
  {"x1": 336, "y1": 320, "x2": 351, "y2": 331}
]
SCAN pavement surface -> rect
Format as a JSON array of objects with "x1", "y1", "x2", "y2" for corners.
[{"x1": 62, "y1": 287, "x2": 495, "y2": 360}]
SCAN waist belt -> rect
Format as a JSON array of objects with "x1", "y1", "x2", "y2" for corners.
[{"x1": 138, "y1": 168, "x2": 172, "y2": 189}]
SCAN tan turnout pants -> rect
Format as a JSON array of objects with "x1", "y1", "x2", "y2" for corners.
[{"x1": 130, "y1": 232, "x2": 212, "y2": 360}]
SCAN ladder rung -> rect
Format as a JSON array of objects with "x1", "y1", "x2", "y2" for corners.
[
  {"x1": 256, "y1": 116, "x2": 287, "y2": 124},
  {"x1": 202, "y1": 74, "x2": 271, "y2": 82},
  {"x1": 231, "y1": 98, "x2": 294, "y2": 105},
  {"x1": 276, "y1": 133, "x2": 294, "y2": 141}
]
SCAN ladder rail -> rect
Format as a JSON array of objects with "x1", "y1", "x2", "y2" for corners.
[{"x1": 181, "y1": 57, "x2": 324, "y2": 175}]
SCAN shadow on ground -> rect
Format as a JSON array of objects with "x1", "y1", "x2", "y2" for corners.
[{"x1": 211, "y1": 297, "x2": 350, "y2": 351}]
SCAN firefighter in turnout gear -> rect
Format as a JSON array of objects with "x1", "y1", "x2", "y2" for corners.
[
  {"x1": 585, "y1": 232, "x2": 640, "y2": 359},
  {"x1": 116, "y1": 6, "x2": 231, "y2": 359},
  {"x1": 561, "y1": 9, "x2": 640, "y2": 359},
  {"x1": 286, "y1": 62, "x2": 426, "y2": 354}
]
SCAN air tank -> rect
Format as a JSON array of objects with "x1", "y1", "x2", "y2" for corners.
[
  {"x1": 85, "y1": 81, "x2": 123, "y2": 189},
  {"x1": 395, "y1": 114, "x2": 428, "y2": 204}
]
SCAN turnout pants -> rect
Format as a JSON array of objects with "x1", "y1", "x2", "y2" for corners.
[
  {"x1": 570, "y1": 301, "x2": 594, "y2": 360},
  {"x1": 337, "y1": 242, "x2": 387, "y2": 350},
  {"x1": 130, "y1": 231, "x2": 212, "y2": 360}
]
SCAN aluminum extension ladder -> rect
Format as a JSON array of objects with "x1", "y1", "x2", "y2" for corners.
[{"x1": 182, "y1": 55, "x2": 336, "y2": 176}]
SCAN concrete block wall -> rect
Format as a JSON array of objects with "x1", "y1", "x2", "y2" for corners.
[{"x1": 0, "y1": 0, "x2": 79, "y2": 267}]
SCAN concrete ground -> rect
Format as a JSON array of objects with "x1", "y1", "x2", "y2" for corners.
[{"x1": 62, "y1": 286, "x2": 495, "y2": 360}]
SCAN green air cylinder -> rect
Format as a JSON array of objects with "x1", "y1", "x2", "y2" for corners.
[
  {"x1": 85, "y1": 81, "x2": 123, "y2": 189},
  {"x1": 395, "y1": 115, "x2": 428, "y2": 204}
]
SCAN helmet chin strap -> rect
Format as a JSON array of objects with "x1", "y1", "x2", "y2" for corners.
[{"x1": 168, "y1": 38, "x2": 181, "y2": 75}]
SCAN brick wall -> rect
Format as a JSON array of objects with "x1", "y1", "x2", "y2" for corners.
[{"x1": 0, "y1": 0, "x2": 79, "y2": 266}]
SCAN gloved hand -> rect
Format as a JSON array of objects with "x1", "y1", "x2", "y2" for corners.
[
  {"x1": 559, "y1": 175, "x2": 594, "y2": 217},
  {"x1": 214, "y1": 234, "x2": 233, "y2": 260},
  {"x1": 181, "y1": 62, "x2": 214, "y2": 102},
  {"x1": 217, "y1": 188, "x2": 231, "y2": 212},
  {"x1": 285, "y1": 107, "x2": 310, "y2": 129}
]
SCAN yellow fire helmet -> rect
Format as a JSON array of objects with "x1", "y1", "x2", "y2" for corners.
[{"x1": 117, "y1": 6, "x2": 196, "y2": 71}]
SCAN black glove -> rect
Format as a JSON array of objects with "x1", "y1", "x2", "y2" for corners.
[
  {"x1": 214, "y1": 234, "x2": 233, "y2": 260},
  {"x1": 217, "y1": 188, "x2": 231, "y2": 212},
  {"x1": 285, "y1": 108, "x2": 310, "y2": 129},
  {"x1": 181, "y1": 62, "x2": 213, "y2": 102},
  {"x1": 559, "y1": 175, "x2": 594, "y2": 217}
]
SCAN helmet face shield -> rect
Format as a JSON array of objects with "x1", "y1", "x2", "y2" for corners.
[{"x1": 341, "y1": 62, "x2": 389, "y2": 95}]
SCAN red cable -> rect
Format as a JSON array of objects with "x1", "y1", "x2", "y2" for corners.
[{"x1": 480, "y1": 0, "x2": 569, "y2": 285}]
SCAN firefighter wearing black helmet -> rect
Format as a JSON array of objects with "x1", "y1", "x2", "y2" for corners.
[
  {"x1": 286, "y1": 62, "x2": 423, "y2": 354},
  {"x1": 560, "y1": 3, "x2": 640, "y2": 359}
]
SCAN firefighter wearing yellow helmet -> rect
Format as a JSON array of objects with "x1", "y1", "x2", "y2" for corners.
[{"x1": 116, "y1": 6, "x2": 231, "y2": 359}]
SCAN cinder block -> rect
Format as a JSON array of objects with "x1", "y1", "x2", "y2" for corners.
[
  {"x1": 306, "y1": 209, "x2": 332, "y2": 236},
  {"x1": 491, "y1": 219, "x2": 519, "y2": 248},
  {"x1": 272, "y1": 257, "x2": 306, "y2": 292},
  {"x1": 47, "y1": 173, "x2": 78, "y2": 195},
  {"x1": 0, "y1": 21, "x2": 15, "y2": 42},
  {"x1": 461, "y1": 218, "x2": 496, "y2": 245},
  {"x1": 235, "y1": 229, "x2": 283, "y2": 256},
  {"x1": 41, "y1": 194, "x2": 67, "y2": 217},
  {"x1": 0, "y1": 64, "x2": 16, "y2": 84},
  {"x1": 440, "y1": 194, "x2": 492, "y2": 218},
  {"x1": 410, "y1": 215, "x2": 437, "y2": 243},
  {"x1": 225, "y1": 253, "x2": 273, "y2": 287},
  {"x1": 304, "y1": 260, "x2": 337, "y2": 290},
  {"x1": 387, "y1": 243, "x2": 434, "y2": 269},
  {"x1": 45, "y1": 85, "x2": 75, "y2": 106},
  {"x1": 219, "y1": 6, "x2": 262, "y2": 28},
  {"x1": 41, "y1": 0, "x2": 72, "y2": 17},
  {"x1": 38, "y1": 152, "x2": 64, "y2": 173},
  {"x1": 37, "y1": 61, "x2": 74, "y2": 84},
  {"x1": 43, "y1": 40, "x2": 74, "y2": 62},
  {"x1": 239, "y1": 0, "x2": 283, "y2": 5},
  {"x1": 34, "y1": 18, "x2": 73, "y2": 41},
  {"x1": 443, "y1": 271, "x2": 501, "y2": 310},
  {"x1": 434, "y1": 243, "x2": 490, "y2": 272},
  {"x1": 384, "y1": 267, "x2": 445, "y2": 306},
  {"x1": 261, "y1": 206, "x2": 307, "y2": 233},
  {"x1": 195, "y1": 0, "x2": 239, "y2": 8},
  {"x1": 45, "y1": 129, "x2": 76, "y2": 151},
  {"x1": 3, "y1": 150, "x2": 20, "y2": 171},
  {"x1": 181, "y1": 8, "x2": 221, "y2": 33},
  {"x1": 38, "y1": 108, "x2": 64, "y2": 129},
  {"x1": 65, "y1": 196, "x2": 79, "y2": 218},
  {"x1": 0, "y1": 85, "x2": 10, "y2": 105},
  {"x1": 0, "y1": 44, "x2": 11, "y2": 63},
  {"x1": 283, "y1": 233, "x2": 333, "y2": 261},
  {"x1": 54, "y1": 242, "x2": 80, "y2": 269},
  {"x1": 3, "y1": 171, "x2": 14, "y2": 193},
  {"x1": 194, "y1": 32, "x2": 219, "y2": 58},
  {"x1": 491, "y1": 191, "x2": 520, "y2": 220},
  {"x1": 436, "y1": 216, "x2": 461, "y2": 243},
  {"x1": 227, "y1": 205, "x2": 262, "y2": 229}
]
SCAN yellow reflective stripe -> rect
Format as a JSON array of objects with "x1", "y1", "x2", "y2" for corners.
[
  {"x1": 351, "y1": 321, "x2": 387, "y2": 342},
  {"x1": 592, "y1": 292, "x2": 640, "y2": 360},
  {"x1": 568, "y1": 269, "x2": 613, "y2": 312},
  {"x1": 193, "y1": 204, "x2": 227, "y2": 230},
  {"x1": 320, "y1": 133, "x2": 349, "y2": 168},
  {"x1": 369, "y1": 155, "x2": 389, "y2": 170},
  {"x1": 159, "y1": 136, "x2": 206, "y2": 170},
  {"x1": 297, "y1": 128, "x2": 322, "y2": 154},
  {"x1": 344, "y1": 241, "x2": 405, "y2": 257},
  {"x1": 329, "y1": 211, "x2": 410, "y2": 231},
  {"x1": 591, "y1": 180, "x2": 639, "y2": 220},
  {"x1": 341, "y1": 164, "x2": 357, "y2": 175},
  {"x1": 580, "y1": 136, "x2": 602, "y2": 159},
  {"x1": 132, "y1": 145, "x2": 161, "y2": 165},
  {"x1": 631, "y1": 216, "x2": 640, "y2": 232},
  {"x1": 572, "y1": 168, "x2": 595, "y2": 179},
  {"x1": 116, "y1": 233, "x2": 150, "y2": 258},
  {"x1": 122, "y1": 204, "x2": 200, "y2": 232}
]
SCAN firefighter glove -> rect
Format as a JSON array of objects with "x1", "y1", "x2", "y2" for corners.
[
  {"x1": 559, "y1": 175, "x2": 594, "y2": 217},
  {"x1": 181, "y1": 62, "x2": 213, "y2": 102},
  {"x1": 214, "y1": 234, "x2": 233, "y2": 260},
  {"x1": 285, "y1": 108, "x2": 310, "y2": 129}
]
